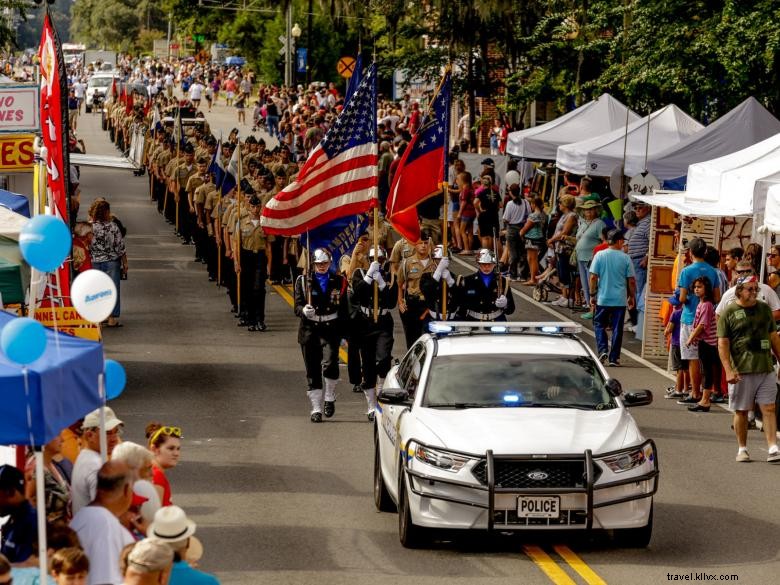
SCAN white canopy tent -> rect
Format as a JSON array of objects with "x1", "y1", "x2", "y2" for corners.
[
  {"x1": 646, "y1": 97, "x2": 780, "y2": 184},
  {"x1": 506, "y1": 93, "x2": 639, "y2": 161},
  {"x1": 761, "y1": 183, "x2": 780, "y2": 234},
  {"x1": 556, "y1": 104, "x2": 703, "y2": 177}
]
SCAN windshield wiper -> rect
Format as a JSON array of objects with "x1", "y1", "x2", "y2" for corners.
[
  {"x1": 427, "y1": 402, "x2": 495, "y2": 409},
  {"x1": 514, "y1": 403, "x2": 598, "y2": 410}
]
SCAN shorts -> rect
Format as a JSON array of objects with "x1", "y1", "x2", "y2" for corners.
[
  {"x1": 669, "y1": 345, "x2": 688, "y2": 371},
  {"x1": 525, "y1": 237, "x2": 545, "y2": 251},
  {"x1": 730, "y1": 371, "x2": 777, "y2": 411},
  {"x1": 679, "y1": 323, "x2": 698, "y2": 360}
]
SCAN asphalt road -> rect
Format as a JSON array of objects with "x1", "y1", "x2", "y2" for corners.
[{"x1": 73, "y1": 102, "x2": 780, "y2": 584}]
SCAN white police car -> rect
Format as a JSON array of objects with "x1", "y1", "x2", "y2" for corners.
[{"x1": 373, "y1": 322, "x2": 658, "y2": 548}]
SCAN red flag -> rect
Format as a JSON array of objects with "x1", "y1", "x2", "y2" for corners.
[
  {"x1": 110, "y1": 77, "x2": 117, "y2": 100},
  {"x1": 125, "y1": 88, "x2": 134, "y2": 115},
  {"x1": 119, "y1": 85, "x2": 126, "y2": 105},
  {"x1": 38, "y1": 12, "x2": 72, "y2": 300},
  {"x1": 144, "y1": 97, "x2": 151, "y2": 117},
  {"x1": 386, "y1": 73, "x2": 451, "y2": 243},
  {"x1": 262, "y1": 64, "x2": 379, "y2": 236}
]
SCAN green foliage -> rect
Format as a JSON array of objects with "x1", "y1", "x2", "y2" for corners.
[
  {"x1": 0, "y1": 0, "x2": 32, "y2": 49},
  {"x1": 16, "y1": 1, "x2": 72, "y2": 49}
]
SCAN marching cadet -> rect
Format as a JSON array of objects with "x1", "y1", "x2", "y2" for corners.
[
  {"x1": 174, "y1": 142, "x2": 197, "y2": 246},
  {"x1": 389, "y1": 236, "x2": 415, "y2": 278},
  {"x1": 456, "y1": 248, "x2": 515, "y2": 321},
  {"x1": 186, "y1": 156, "x2": 209, "y2": 262},
  {"x1": 351, "y1": 246, "x2": 397, "y2": 420},
  {"x1": 236, "y1": 192, "x2": 273, "y2": 332},
  {"x1": 294, "y1": 248, "x2": 349, "y2": 423},
  {"x1": 397, "y1": 233, "x2": 435, "y2": 349},
  {"x1": 345, "y1": 235, "x2": 371, "y2": 394},
  {"x1": 163, "y1": 138, "x2": 182, "y2": 225},
  {"x1": 199, "y1": 169, "x2": 220, "y2": 282},
  {"x1": 420, "y1": 245, "x2": 458, "y2": 320}
]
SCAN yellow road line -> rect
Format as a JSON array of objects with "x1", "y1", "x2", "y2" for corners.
[
  {"x1": 554, "y1": 545, "x2": 607, "y2": 585},
  {"x1": 272, "y1": 284, "x2": 349, "y2": 364},
  {"x1": 522, "y1": 545, "x2": 577, "y2": 585}
]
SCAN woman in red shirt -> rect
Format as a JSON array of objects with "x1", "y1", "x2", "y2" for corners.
[{"x1": 146, "y1": 422, "x2": 182, "y2": 507}]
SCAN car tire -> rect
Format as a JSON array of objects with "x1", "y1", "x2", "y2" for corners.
[
  {"x1": 374, "y1": 434, "x2": 396, "y2": 513},
  {"x1": 398, "y1": 473, "x2": 429, "y2": 549},
  {"x1": 614, "y1": 503, "x2": 653, "y2": 548}
]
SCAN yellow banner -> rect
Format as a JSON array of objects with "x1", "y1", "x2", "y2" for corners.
[
  {"x1": 0, "y1": 133, "x2": 35, "y2": 172},
  {"x1": 34, "y1": 307, "x2": 101, "y2": 341}
]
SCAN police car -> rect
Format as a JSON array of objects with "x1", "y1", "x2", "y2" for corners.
[{"x1": 373, "y1": 322, "x2": 658, "y2": 548}]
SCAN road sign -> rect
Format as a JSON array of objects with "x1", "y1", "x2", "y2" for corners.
[
  {"x1": 192, "y1": 34, "x2": 205, "y2": 43},
  {"x1": 337, "y1": 56, "x2": 356, "y2": 78},
  {"x1": 296, "y1": 48, "x2": 307, "y2": 73}
]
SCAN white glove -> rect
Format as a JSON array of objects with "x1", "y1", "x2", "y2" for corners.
[
  {"x1": 495, "y1": 295, "x2": 508, "y2": 309},
  {"x1": 433, "y1": 257, "x2": 449, "y2": 282},
  {"x1": 375, "y1": 271, "x2": 386, "y2": 290},
  {"x1": 303, "y1": 304, "x2": 316, "y2": 319},
  {"x1": 444, "y1": 271, "x2": 455, "y2": 287},
  {"x1": 366, "y1": 261, "x2": 381, "y2": 279}
]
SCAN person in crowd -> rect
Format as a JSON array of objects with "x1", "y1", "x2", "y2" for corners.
[
  {"x1": 474, "y1": 175, "x2": 500, "y2": 251},
  {"x1": 765, "y1": 244, "x2": 780, "y2": 297},
  {"x1": 676, "y1": 238, "x2": 722, "y2": 406},
  {"x1": 456, "y1": 248, "x2": 514, "y2": 321},
  {"x1": 0, "y1": 465, "x2": 37, "y2": 564},
  {"x1": 723, "y1": 246, "x2": 743, "y2": 283},
  {"x1": 574, "y1": 199, "x2": 606, "y2": 318},
  {"x1": 146, "y1": 506, "x2": 218, "y2": 584},
  {"x1": 145, "y1": 424, "x2": 182, "y2": 507},
  {"x1": 501, "y1": 183, "x2": 530, "y2": 281},
  {"x1": 71, "y1": 407, "x2": 124, "y2": 517},
  {"x1": 547, "y1": 194, "x2": 578, "y2": 306},
  {"x1": 70, "y1": 461, "x2": 135, "y2": 585},
  {"x1": 684, "y1": 277, "x2": 719, "y2": 412},
  {"x1": 664, "y1": 295, "x2": 689, "y2": 399},
  {"x1": 588, "y1": 229, "x2": 636, "y2": 366},
  {"x1": 294, "y1": 248, "x2": 349, "y2": 422},
  {"x1": 111, "y1": 442, "x2": 161, "y2": 531},
  {"x1": 236, "y1": 193, "x2": 273, "y2": 332},
  {"x1": 517, "y1": 196, "x2": 547, "y2": 285},
  {"x1": 743, "y1": 242, "x2": 763, "y2": 275},
  {"x1": 717, "y1": 274, "x2": 780, "y2": 463},
  {"x1": 122, "y1": 539, "x2": 173, "y2": 585},
  {"x1": 625, "y1": 200, "x2": 650, "y2": 329},
  {"x1": 716, "y1": 261, "x2": 780, "y2": 320},
  {"x1": 456, "y1": 171, "x2": 475, "y2": 255},
  {"x1": 25, "y1": 435, "x2": 72, "y2": 524},
  {"x1": 89, "y1": 199, "x2": 127, "y2": 328},
  {"x1": 72, "y1": 222, "x2": 94, "y2": 274},
  {"x1": 51, "y1": 547, "x2": 89, "y2": 585},
  {"x1": 234, "y1": 89, "x2": 247, "y2": 125},
  {"x1": 704, "y1": 245, "x2": 728, "y2": 295},
  {"x1": 397, "y1": 235, "x2": 435, "y2": 348}
]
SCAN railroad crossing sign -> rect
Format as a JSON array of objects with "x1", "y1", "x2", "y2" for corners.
[{"x1": 337, "y1": 56, "x2": 356, "y2": 78}]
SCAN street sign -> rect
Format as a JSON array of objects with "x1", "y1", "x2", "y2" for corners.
[
  {"x1": 192, "y1": 34, "x2": 205, "y2": 43},
  {"x1": 337, "y1": 56, "x2": 356, "y2": 78},
  {"x1": 0, "y1": 85, "x2": 40, "y2": 134},
  {"x1": 296, "y1": 48, "x2": 307, "y2": 73}
]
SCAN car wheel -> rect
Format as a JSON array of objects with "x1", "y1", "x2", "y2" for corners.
[
  {"x1": 374, "y1": 434, "x2": 396, "y2": 513},
  {"x1": 614, "y1": 503, "x2": 653, "y2": 548},
  {"x1": 398, "y1": 472, "x2": 428, "y2": 549}
]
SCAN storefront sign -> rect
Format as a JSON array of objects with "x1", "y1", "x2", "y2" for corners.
[
  {"x1": 0, "y1": 84, "x2": 40, "y2": 133},
  {"x1": 0, "y1": 134, "x2": 35, "y2": 172},
  {"x1": 34, "y1": 306, "x2": 101, "y2": 341}
]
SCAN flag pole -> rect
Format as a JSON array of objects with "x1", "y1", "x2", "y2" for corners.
[
  {"x1": 149, "y1": 114, "x2": 156, "y2": 201},
  {"x1": 373, "y1": 205, "x2": 379, "y2": 322},
  {"x1": 174, "y1": 112, "x2": 181, "y2": 234},
  {"x1": 440, "y1": 64, "x2": 452, "y2": 319},
  {"x1": 306, "y1": 230, "x2": 312, "y2": 306}
]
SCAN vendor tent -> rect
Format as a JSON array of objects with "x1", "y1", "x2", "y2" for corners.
[
  {"x1": 0, "y1": 208, "x2": 30, "y2": 302},
  {"x1": 647, "y1": 97, "x2": 780, "y2": 188},
  {"x1": 761, "y1": 183, "x2": 780, "y2": 233},
  {"x1": 556, "y1": 104, "x2": 703, "y2": 177},
  {"x1": 0, "y1": 311, "x2": 103, "y2": 445},
  {"x1": 506, "y1": 93, "x2": 639, "y2": 161},
  {"x1": 0, "y1": 189, "x2": 31, "y2": 217}
]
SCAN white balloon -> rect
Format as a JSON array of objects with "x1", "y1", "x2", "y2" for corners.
[
  {"x1": 505, "y1": 170, "x2": 521, "y2": 186},
  {"x1": 71, "y1": 269, "x2": 118, "y2": 324}
]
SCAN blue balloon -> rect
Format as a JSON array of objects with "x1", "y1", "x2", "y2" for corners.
[
  {"x1": 104, "y1": 359, "x2": 127, "y2": 400},
  {"x1": 0, "y1": 317, "x2": 47, "y2": 365},
  {"x1": 19, "y1": 215, "x2": 72, "y2": 273}
]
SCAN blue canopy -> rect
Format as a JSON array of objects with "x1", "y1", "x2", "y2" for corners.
[
  {"x1": 225, "y1": 56, "x2": 245, "y2": 66},
  {"x1": 0, "y1": 190, "x2": 31, "y2": 218},
  {"x1": 0, "y1": 311, "x2": 103, "y2": 446}
]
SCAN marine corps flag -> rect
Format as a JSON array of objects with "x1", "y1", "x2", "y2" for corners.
[{"x1": 38, "y1": 11, "x2": 72, "y2": 299}]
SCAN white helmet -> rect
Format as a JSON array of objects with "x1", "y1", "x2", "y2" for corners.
[
  {"x1": 368, "y1": 246, "x2": 386, "y2": 260},
  {"x1": 476, "y1": 248, "x2": 496, "y2": 264},
  {"x1": 312, "y1": 248, "x2": 331, "y2": 263}
]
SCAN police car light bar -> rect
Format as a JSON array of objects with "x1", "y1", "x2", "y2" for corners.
[{"x1": 427, "y1": 321, "x2": 582, "y2": 336}]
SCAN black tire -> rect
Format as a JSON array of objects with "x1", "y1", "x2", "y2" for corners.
[
  {"x1": 398, "y1": 473, "x2": 429, "y2": 548},
  {"x1": 613, "y1": 503, "x2": 653, "y2": 548},
  {"x1": 373, "y1": 434, "x2": 395, "y2": 512}
]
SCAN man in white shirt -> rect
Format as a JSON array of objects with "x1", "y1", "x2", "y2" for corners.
[
  {"x1": 71, "y1": 407, "x2": 124, "y2": 516},
  {"x1": 74, "y1": 79, "x2": 87, "y2": 112},
  {"x1": 70, "y1": 461, "x2": 135, "y2": 585},
  {"x1": 188, "y1": 80, "x2": 204, "y2": 107}
]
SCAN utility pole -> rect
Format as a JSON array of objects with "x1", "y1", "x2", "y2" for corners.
[
  {"x1": 167, "y1": 12, "x2": 172, "y2": 61},
  {"x1": 284, "y1": 2, "x2": 292, "y2": 87}
]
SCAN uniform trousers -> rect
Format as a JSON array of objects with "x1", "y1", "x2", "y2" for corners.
[
  {"x1": 357, "y1": 315, "x2": 394, "y2": 388},
  {"x1": 400, "y1": 296, "x2": 430, "y2": 350},
  {"x1": 193, "y1": 223, "x2": 208, "y2": 262},
  {"x1": 177, "y1": 190, "x2": 194, "y2": 244},
  {"x1": 300, "y1": 323, "x2": 341, "y2": 390},
  {"x1": 239, "y1": 249, "x2": 268, "y2": 325},
  {"x1": 346, "y1": 319, "x2": 363, "y2": 386}
]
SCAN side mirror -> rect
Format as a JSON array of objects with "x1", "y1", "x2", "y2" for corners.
[
  {"x1": 623, "y1": 389, "x2": 653, "y2": 407},
  {"x1": 377, "y1": 384, "x2": 411, "y2": 405},
  {"x1": 605, "y1": 378, "x2": 623, "y2": 397}
]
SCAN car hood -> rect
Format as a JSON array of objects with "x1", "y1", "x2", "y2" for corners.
[{"x1": 413, "y1": 407, "x2": 636, "y2": 455}]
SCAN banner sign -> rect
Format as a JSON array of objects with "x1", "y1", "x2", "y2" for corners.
[
  {"x1": 0, "y1": 84, "x2": 40, "y2": 133},
  {"x1": 34, "y1": 307, "x2": 101, "y2": 341},
  {"x1": 0, "y1": 134, "x2": 35, "y2": 171}
]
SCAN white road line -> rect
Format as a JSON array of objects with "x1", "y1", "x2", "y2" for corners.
[{"x1": 451, "y1": 255, "x2": 675, "y2": 383}]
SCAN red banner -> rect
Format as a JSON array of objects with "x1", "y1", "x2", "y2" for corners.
[{"x1": 38, "y1": 12, "x2": 72, "y2": 300}]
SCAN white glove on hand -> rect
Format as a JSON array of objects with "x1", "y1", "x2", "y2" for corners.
[
  {"x1": 303, "y1": 304, "x2": 316, "y2": 319},
  {"x1": 375, "y1": 271, "x2": 386, "y2": 290},
  {"x1": 433, "y1": 261, "x2": 445, "y2": 282},
  {"x1": 366, "y1": 261, "x2": 381, "y2": 279},
  {"x1": 438, "y1": 257, "x2": 450, "y2": 272},
  {"x1": 495, "y1": 295, "x2": 508, "y2": 309},
  {"x1": 444, "y1": 271, "x2": 455, "y2": 287}
]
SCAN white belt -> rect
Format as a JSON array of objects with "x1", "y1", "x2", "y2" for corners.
[
  {"x1": 360, "y1": 306, "x2": 388, "y2": 317},
  {"x1": 429, "y1": 310, "x2": 448, "y2": 319},
  {"x1": 308, "y1": 313, "x2": 338, "y2": 322},
  {"x1": 466, "y1": 309, "x2": 503, "y2": 321}
]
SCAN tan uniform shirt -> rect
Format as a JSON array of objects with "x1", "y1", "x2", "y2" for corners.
[
  {"x1": 398, "y1": 256, "x2": 434, "y2": 299},
  {"x1": 239, "y1": 216, "x2": 274, "y2": 253}
]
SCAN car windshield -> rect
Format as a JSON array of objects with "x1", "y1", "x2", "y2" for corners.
[
  {"x1": 423, "y1": 354, "x2": 615, "y2": 410},
  {"x1": 88, "y1": 77, "x2": 113, "y2": 88}
]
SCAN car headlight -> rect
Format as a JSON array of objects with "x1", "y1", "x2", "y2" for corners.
[
  {"x1": 599, "y1": 443, "x2": 654, "y2": 473},
  {"x1": 414, "y1": 445, "x2": 471, "y2": 473}
]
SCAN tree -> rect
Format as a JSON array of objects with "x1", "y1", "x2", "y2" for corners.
[{"x1": 0, "y1": 0, "x2": 31, "y2": 49}]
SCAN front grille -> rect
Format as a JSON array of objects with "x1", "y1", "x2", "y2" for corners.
[
  {"x1": 493, "y1": 509, "x2": 588, "y2": 527},
  {"x1": 471, "y1": 459, "x2": 598, "y2": 489}
]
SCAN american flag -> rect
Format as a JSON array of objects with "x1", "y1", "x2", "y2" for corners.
[{"x1": 261, "y1": 64, "x2": 378, "y2": 235}]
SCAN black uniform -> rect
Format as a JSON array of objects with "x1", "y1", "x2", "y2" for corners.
[
  {"x1": 350, "y1": 265, "x2": 398, "y2": 389},
  {"x1": 457, "y1": 272, "x2": 515, "y2": 321},
  {"x1": 294, "y1": 271, "x2": 349, "y2": 390},
  {"x1": 420, "y1": 271, "x2": 459, "y2": 320}
]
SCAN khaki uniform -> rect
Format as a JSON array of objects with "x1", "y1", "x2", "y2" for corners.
[{"x1": 397, "y1": 255, "x2": 435, "y2": 349}]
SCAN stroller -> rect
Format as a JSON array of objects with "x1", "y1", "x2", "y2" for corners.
[{"x1": 531, "y1": 266, "x2": 562, "y2": 302}]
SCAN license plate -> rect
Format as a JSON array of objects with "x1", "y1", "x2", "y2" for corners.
[{"x1": 517, "y1": 496, "x2": 560, "y2": 518}]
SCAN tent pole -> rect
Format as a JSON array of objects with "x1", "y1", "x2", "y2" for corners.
[
  {"x1": 552, "y1": 167, "x2": 560, "y2": 210},
  {"x1": 761, "y1": 229, "x2": 769, "y2": 283},
  {"x1": 35, "y1": 450, "x2": 48, "y2": 585},
  {"x1": 99, "y1": 373, "x2": 108, "y2": 462}
]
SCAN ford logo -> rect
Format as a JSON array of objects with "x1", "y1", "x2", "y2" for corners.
[{"x1": 527, "y1": 471, "x2": 549, "y2": 481}]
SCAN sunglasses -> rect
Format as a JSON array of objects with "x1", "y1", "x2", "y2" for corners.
[
  {"x1": 149, "y1": 426, "x2": 183, "y2": 445},
  {"x1": 735, "y1": 269, "x2": 753, "y2": 275}
]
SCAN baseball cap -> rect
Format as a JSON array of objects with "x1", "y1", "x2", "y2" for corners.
[
  {"x1": 82, "y1": 406, "x2": 124, "y2": 431},
  {"x1": 606, "y1": 228, "x2": 625, "y2": 244},
  {"x1": 127, "y1": 539, "x2": 174, "y2": 573},
  {"x1": 0, "y1": 464, "x2": 24, "y2": 493},
  {"x1": 480, "y1": 158, "x2": 495, "y2": 167}
]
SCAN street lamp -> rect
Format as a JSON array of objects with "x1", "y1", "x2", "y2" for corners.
[{"x1": 291, "y1": 23, "x2": 301, "y2": 86}]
